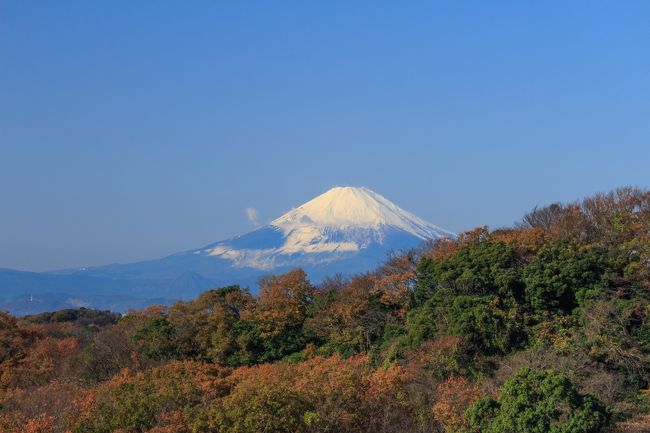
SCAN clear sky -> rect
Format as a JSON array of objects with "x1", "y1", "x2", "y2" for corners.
[{"x1": 1, "y1": 1, "x2": 649, "y2": 271}]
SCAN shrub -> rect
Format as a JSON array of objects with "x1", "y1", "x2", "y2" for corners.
[
  {"x1": 523, "y1": 243, "x2": 607, "y2": 314},
  {"x1": 466, "y1": 368, "x2": 611, "y2": 433}
]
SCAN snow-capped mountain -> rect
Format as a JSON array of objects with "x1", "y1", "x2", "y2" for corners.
[
  {"x1": 197, "y1": 186, "x2": 453, "y2": 270},
  {"x1": 0, "y1": 187, "x2": 453, "y2": 314}
]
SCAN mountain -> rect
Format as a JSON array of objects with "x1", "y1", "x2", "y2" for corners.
[
  {"x1": 196, "y1": 186, "x2": 453, "y2": 270},
  {"x1": 0, "y1": 187, "x2": 453, "y2": 314}
]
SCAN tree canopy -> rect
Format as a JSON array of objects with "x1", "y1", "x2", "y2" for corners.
[{"x1": 1, "y1": 187, "x2": 650, "y2": 433}]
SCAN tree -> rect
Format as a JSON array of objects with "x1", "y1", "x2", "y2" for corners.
[
  {"x1": 523, "y1": 243, "x2": 607, "y2": 314},
  {"x1": 415, "y1": 237, "x2": 524, "y2": 307},
  {"x1": 72, "y1": 361, "x2": 230, "y2": 433},
  {"x1": 243, "y1": 269, "x2": 313, "y2": 361},
  {"x1": 131, "y1": 317, "x2": 178, "y2": 360},
  {"x1": 371, "y1": 250, "x2": 419, "y2": 316},
  {"x1": 306, "y1": 274, "x2": 390, "y2": 355},
  {"x1": 518, "y1": 203, "x2": 567, "y2": 231},
  {"x1": 466, "y1": 368, "x2": 610, "y2": 433},
  {"x1": 209, "y1": 363, "x2": 312, "y2": 433},
  {"x1": 168, "y1": 285, "x2": 257, "y2": 365},
  {"x1": 448, "y1": 296, "x2": 524, "y2": 356},
  {"x1": 78, "y1": 324, "x2": 139, "y2": 384},
  {"x1": 409, "y1": 236, "x2": 527, "y2": 356},
  {"x1": 432, "y1": 376, "x2": 483, "y2": 433},
  {"x1": 0, "y1": 312, "x2": 20, "y2": 363}
]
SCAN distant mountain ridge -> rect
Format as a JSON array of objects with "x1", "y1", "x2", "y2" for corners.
[{"x1": 0, "y1": 187, "x2": 454, "y2": 314}]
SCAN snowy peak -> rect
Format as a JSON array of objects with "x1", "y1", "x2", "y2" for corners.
[
  {"x1": 14, "y1": 187, "x2": 455, "y2": 313},
  {"x1": 199, "y1": 186, "x2": 455, "y2": 270},
  {"x1": 271, "y1": 186, "x2": 453, "y2": 240}
]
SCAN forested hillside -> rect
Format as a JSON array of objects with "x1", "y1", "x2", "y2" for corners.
[{"x1": 1, "y1": 187, "x2": 649, "y2": 433}]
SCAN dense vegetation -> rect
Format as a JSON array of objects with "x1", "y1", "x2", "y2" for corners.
[{"x1": 1, "y1": 187, "x2": 649, "y2": 432}]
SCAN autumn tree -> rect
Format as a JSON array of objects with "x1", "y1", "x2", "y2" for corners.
[
  {"x1": 306, "y1": 274, "x2": 390, "y2": 355},
  {"x1": 77, "y1": 324, "x2": 140, "y2": 384},
  {"x1": 243, "y1": 269, "x2": 313, "y2": 361},
  {"x1": 1, "y1": 186, "x2": 649, "y2": 433},
  {"x1": 371, "y1": 250, "x2": 419, "y2": 316},
  {"x1": 432, "y1": 376, "x2": 483, "y2": 432},
  {"x1": 0, "y1": 312, "x2": 20, "y2": 364},
  {"x1": 209, "y1": 363, "x2": 312, "y2": 433},
  {"x1": 72, "y1": 361, "x2": 230, "y2": 433},
  {"x1": 168, "y1": 285, "x2": 257, "y2": 365}
]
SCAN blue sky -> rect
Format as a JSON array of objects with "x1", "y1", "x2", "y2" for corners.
[{"x1": 1, "y1": 1, "x2": 649, "y2": 271}]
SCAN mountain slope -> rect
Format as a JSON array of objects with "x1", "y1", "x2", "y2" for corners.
[
  {"x1": 1, "y1": 187, "x2": 454, "y2": 314},
  {"x1": 197, "y1": 186, "x2": 453, "y2": 270}
]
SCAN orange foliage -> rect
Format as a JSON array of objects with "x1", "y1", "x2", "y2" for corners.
[
  {"x1": 432, "y1": 376, "x2": 484, "y2": 432},
  {"x1": 422, "y1": 237, "x2": 461, "y2": 261},
  {"x1": 293, "y1": 355, "x2": 368, "y2": 430},
  {"x1": 1, "y1": 336, "x2": 79, "y2": 389},
  {"x1": 0, "y1": 381, "x2": 86, "y2": 433},
  {"x1": 212, "y1": 361, "x2": 311, "y2": 433},
  {"x1": 334, "y1": 275, "x2": 375, "y2": 322},
  {"x1": 371, "y1": 251, "x2": 418, "y2": 315},
  {"x1": 244, "y1": 268, "x2": 313, "y2": 339},
  {"x1": 363, "y1": 365, "x2": 410, "y2": 412},
  {"x1": 219, "y1": 355, "x2": 424, "y2": 433},
  {"x1": 0, "y1": 413, "x2": 56, "y2": 433},
  {"x1": 24, "y1": 414, "x2": 56, "y2": 433},
  {"x1": 3, "y1": 187, "x2": 649, "y2": 433},
  {"x1": 492, "y1": 227, "x2": 548, "y2": 260},
  {"x1": 307, "y1": 274, "x2": 384, "y2": 350},
  {"x1": 70, "y1": 361, "x2": 232, "y2": 432},
  {"x1": 422, "y1": 226, "x2": 491, "y2": 262}
]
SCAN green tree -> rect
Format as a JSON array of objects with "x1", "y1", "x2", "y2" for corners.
[
  {"x1": 73, "y1": 362, "x2": 229, "y2": 433},
  {"x1": 523, "y1": 243, "x2": 607, "y2": 314},
  {"x1": 410, "y1": 237, "x2": 526, "y2": 356},
  {"x1": 466, "y1": 368, "x2": 610, "y2": 433},
  {"x1": 168, "y1": 285, "x2": 258, "y2": 365},
  {"x1": 449, "y1": 295, "x2": 524, "y2": 355},
  {"x1": 415, "y1": 238, "x2": 524, "y2": 307},
  {"x1": 131, "y1": 316, "x2": 178, "y2": 360},
  {"x1": 209, "y1": 364, "x2": 312, "y2": 433}
]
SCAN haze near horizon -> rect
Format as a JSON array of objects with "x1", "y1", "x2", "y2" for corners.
[{"x1": 2, "y1": 1, "x2": 649, "y2": 271}]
